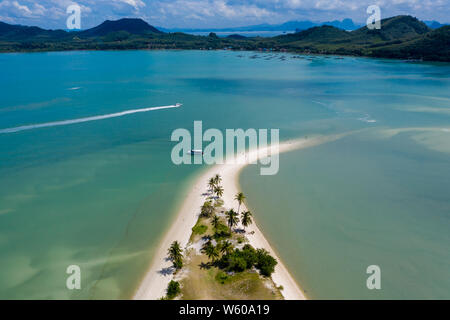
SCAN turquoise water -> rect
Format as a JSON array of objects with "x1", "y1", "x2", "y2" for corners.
[{"x1": 0, "y1": 50, "x2": 449, "y2": 299}]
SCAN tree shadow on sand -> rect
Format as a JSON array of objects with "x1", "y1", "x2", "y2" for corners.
[
  {"x1": 199, "y1": 262, "x2": 213, "y2": 270},
  {"x1": 158, "y1": 266, "x2": 175, "y2": 276},
  {"x1": 201, "y1": 235, "x2": 212, "y2": 241}
]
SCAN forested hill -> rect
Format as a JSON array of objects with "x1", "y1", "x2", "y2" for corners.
[{"x1": 0, "y1": 16, "x2": 448, "y2": 62}]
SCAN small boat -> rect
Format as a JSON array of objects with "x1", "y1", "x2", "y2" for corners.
[
  {"x1": 190, "y1": 149, "x2": 203, "y2": 155},
  {"x1": 175, "y1": 103, "x2": 182, "y2": 107}
]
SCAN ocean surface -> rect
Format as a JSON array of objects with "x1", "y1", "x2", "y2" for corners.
[{"x1": 0, "y1": 50, "x2": 449, "y2": 299}]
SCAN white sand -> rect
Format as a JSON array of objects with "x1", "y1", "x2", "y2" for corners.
[{"x1": 134, "y1": 134, "x2": 344, "y2": 300}]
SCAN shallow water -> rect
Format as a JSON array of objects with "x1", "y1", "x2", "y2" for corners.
[{"x1": 0, "y1": 50, "x2": 449, "y2": 299}]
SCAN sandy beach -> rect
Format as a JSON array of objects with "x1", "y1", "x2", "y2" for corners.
[{"x1": 134, "y1": 134, "x2": 344, "y2": 300}]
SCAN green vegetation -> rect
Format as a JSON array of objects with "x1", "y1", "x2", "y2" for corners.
[
  {"x1": 219, "y1": 240, "x2": 234, "y2": 256},
  {"x1": 180, "y1": 254, "x2": 282, "y2": 300},
  {"x1": 212, "y1": 222, "x2": 232, "y2": 241},
  {"x1": 208, "y1": 177, "x2": 216, "y2": 193},
  {"x1": 166, "y1": 280, "x2": 181, "y2": 300},
  {"x1": 213, "y1": 174, "x2": 222, "y2": 186},
  {"x1": 200, "y1": 200, "x2": 214, "y2": 218},
  {"x1": 226, "y1": 209, "x2": 239, "y2": 232},
  {"x1": 211, "y1": 215, "x2": 220, "y2": 231},
  {"x1": 215, "y1": 270, "x2": 230, "y2": 284},
  {"x1": 214, "y1": 185, "x2": 224, "y2": 198},
  {"x1": 171, "y1": 175, "x2": 281, "y2": 300},
  {"x1": 0, "y1": 16, "x2": 448, "y2": 61},
  {"x1": 218, "y1": 244, "x2": 278, "y2": 277},
  {"x1": 234, "y1": 192, "x2": 246, "y2": 214},
  {"x1": 255, "y1": 249, "x2": 278, "y2": 277},
  {"x1": 168, "y1": 241, "x2": 183, "y2": 271},
  {"x1": 241, "y1": 211, "x2": 253, "y2": 231},
  {"x1": 192, "y1": 223, "x2": 208, "y2": 236}
]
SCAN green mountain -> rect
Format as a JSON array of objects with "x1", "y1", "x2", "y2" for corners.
[
  {"x1": 270, "y1": 15, "x2": 449, "y2": 61},
  {"x1": 0, "y1": 15, "x2": 448, "y2": 62},
  {"x1": 351, "y1": 15, "x2": 430, "y2": 43},
  {"x1": 0, "y1": 21, "x2": 66, "y2": 41},
  {"x1": 275, "y1": 25, "x2": 352, "y2": 43},
  {"x1": 369, "y1": 26, "x2": 450, "y2": 61},
  {"x1": 79, "y1": 18, "x2": 162, "y2": 37}
]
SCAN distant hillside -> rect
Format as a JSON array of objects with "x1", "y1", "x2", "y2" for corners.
[
  {"x1": 79, "y1": 18, "x2": 162, "y2": 37},
  {"x1": 0, "y1": 21, "x2": 66, "y2": 41},
  {"x1": 370, "y1": 26, "x2": 450, "y2": 61},
  {"x1": 351, "y1": 15, "x2": 430, "y2": 43},
  {"x1": 276, "y1": 25, "x2": 351, "y2": 43},
  {"x1": 271, "y1": 15, "x2": 448, "y2": 61},
  {"x1": 0, "y1": 15, "x2": 448, "y2": 61},
  {"x1": 424, "y1": 20, "x2": 448, "y2": 29},
  {"x1": 161, "y1": 18, "x2": 363, "y2": 33}
]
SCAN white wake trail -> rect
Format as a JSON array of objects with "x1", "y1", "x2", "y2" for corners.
[{"x1": 0, "y1": 104, "x2": 182, "y2": 134}]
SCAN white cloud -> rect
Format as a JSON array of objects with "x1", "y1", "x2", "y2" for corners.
[
  {"x1": 113, "y1": 0, "x2": 146, "y2": 10},
  {"x1": 0, "y1": 0, "x2": 449, "y2": 29},
  {"x1": 12, "y1": 1, "x2": 31, "y2": 15}
]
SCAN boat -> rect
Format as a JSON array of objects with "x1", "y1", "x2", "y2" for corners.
[{"x1": 190, "y1": 149, "x2": 203, "y2": 155}]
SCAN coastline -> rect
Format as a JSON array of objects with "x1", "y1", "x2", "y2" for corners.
[{"x1": 133, "y1": 134, "x2": 345, "y2": 300}]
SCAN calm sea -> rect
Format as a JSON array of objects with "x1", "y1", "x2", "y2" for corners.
[{"x1": 0, "y1": 50, "x2": 449, "y2": 299}]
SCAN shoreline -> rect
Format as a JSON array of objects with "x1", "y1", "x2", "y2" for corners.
[{"x1": 134, "y1": 134, "x2": 345, "y2": 300}]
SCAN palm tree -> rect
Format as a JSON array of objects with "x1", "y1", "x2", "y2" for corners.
[
  {"x1": 200, "y1": 200, "x2": 214, "y2": 218},
  {"x1": 234, "y1": 192, "x2": 246, "y2": 214},
  {"x1": 211, "y1": 214, "x2": 220, "y2": 231},
  {"x1": 226, "y1": 209, "x2": 239, "y2": 232},
  {"x1": 202, "y1": 241, "x2": 219, "y2": 262},
  {"x1": 208, "y1": 177, "x2": 216, "y2": 193},
  {"x1": 241, "y1": 211, "x2": 253, "y2": 231},
  {"x1": 168, "y1": 241, "x2": 183, "y2": 269},
  {"x1": 220, "y1": 240, "x2": 234, "y2": 255},
  {"x1": 214, "y1": 185, "x2": 224, "y2": 199},
  {"x1": 213, "y1": 174, "x2": 222, "y2": 186}
]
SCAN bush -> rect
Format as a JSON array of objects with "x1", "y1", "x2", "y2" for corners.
[
  {"x1": 213, "y1": 223, "x2": 231, "y2": 240},
  {"x1": 219, "y1": 244, "x2": 257, "y2": 272},
  {"x1": 241, "y1": 245, "x2": 258, "y2": 266},
  {"x1": 192, "y1": 224, "x2": 207, "y2": 235},
  {"x1": 215, "y1": 271, "x2": 230, "y2": 284},
  {"x1": 217, "y1": 245, "x2": 277, "y2": 277},
  {"x1": 166, "y1": 280, "x2": 181, "y2": 299},
  {"x1": 256, "y1": 249, "x2": 277, "y2": 277},
  {"x1": 227, "y1": 255, "x2": 247, "y2": 272}
]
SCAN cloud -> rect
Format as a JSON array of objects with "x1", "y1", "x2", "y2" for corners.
[
  {"x1": 0, "y1": 0, "x2": 448, "y2": 29},
  {"x1": 12, "y1": 1, "x2": 32, "y2": 15},
  {"x1": 113, "y1": 0, "x2": 146, "y2": 10},
  {"x1": 0, "y1": 0, "x2": 49, "y2": 18}
]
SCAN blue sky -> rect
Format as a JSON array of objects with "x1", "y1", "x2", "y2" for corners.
[{"x1": 0, "y1": 0, "x2": 449, "y2": 29}]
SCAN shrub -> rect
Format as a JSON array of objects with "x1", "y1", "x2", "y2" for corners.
[
  {"x1": 192, "y1": 224, "x2": 207, "y2": 235},
  {"x1": 217, "y1": 245, "x2": 277, "y2": 277},
  {"x1": 213, "y1": 223, "x2": 231, "y2": 240},
  {"x1": 256, "y1": 249, "x2": 277, "y2": 277},
  {"x1": 226, "y1": 255, "x2": 247, "y2": 272},
  {"x1": 241, "y1": 244, "x2": 258, "y2": 266},
  {"x1": 166, "y1": 280, "x2": 181, "y2": 299},
  {"x1": 219, "y1": 244, "x2": 257, "y2": 272},
  {"x1": 215, "y1": 271, "x2": 230, "y2": 284}
]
